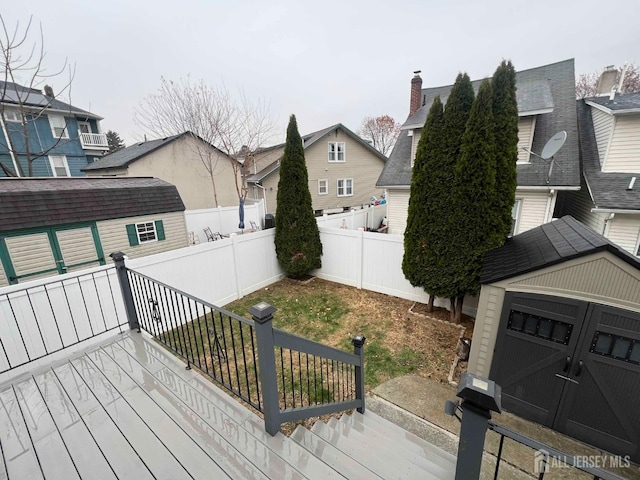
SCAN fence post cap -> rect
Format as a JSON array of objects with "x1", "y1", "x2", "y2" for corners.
[
  {"x1": 109, "y1": 251, "x2": 127, "y2": 262},
  {"x1": 352, "y1": 335, "x2": 366, "y2": 347},
  {"x1": 249, "y1": 302, "x2": 277, "y2": 322}
]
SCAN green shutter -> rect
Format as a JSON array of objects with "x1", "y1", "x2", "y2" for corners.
[
  {"x1": 155, "y1": 220, "x2": 165, "y2": 241},
  {"x1": 126, "y1": 224, "x2": 139, "y2": 246}
]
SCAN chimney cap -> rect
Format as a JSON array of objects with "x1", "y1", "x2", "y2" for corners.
[{"x1": 413, "y1": 70, "x2": 421, "y2": 76}]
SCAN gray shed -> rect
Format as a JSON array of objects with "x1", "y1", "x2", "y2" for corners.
[{"x1": 468, "y1": 216, "x2": 640, "y2": 461}]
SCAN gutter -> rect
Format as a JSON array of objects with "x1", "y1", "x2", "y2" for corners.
[
  {"x1": 591, "y1": 208, "x2": 640, "y2": 215},
  {"x1": 516, "y1": 186, "x2": 580, "y2": 192}
]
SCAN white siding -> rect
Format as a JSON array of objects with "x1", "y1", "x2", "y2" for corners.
[
  {"x1": 410, "y1": 129, "x2": 421, "y2": 166},
  {"x1": 97, "y1": 212, "x2": 188, "y2": 260},
  {"x1": 387, "y1": 189, "x2": 409, "y2": 235},
  {"x1": 606, "y1": 214, "x2": 640, "y2": 256},
  {"x1": 0, "y1": 262, "x2": 7, "y2": 288},
  {"x1": 5, "y1": 233, "x2": 57, "y2": 281},
  {"x1": 55, "y1": 228, "x2": 101, "y2": 272},
  {"x1": 516, "y1": 117, "x2": 535, "y2": 163},
  {"x1": 591, "y1": 108, "x2": 614, "y2": 166},
  {"x1": 603, "y1": 115, "x2": 640, "y2": 173},
  {"x1": 516, "y1": 190, "x2": 554, "y2": 234},
  {"x1": 555, "y1": 179, "x2": 606, "y2": 234}
]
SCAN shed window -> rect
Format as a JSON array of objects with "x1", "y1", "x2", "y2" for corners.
[
  {"x1": 126, "y1": 220, "x2": 165, "y2": 246},
  {"x1": 507, "y1": 310, "x2": 573, "y2": 345},
  {"x1": 590, "y1": 331, "x2": 639, "y2": 365}
]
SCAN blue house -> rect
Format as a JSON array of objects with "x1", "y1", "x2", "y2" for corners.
[{"x1": 0, "y1": 81, "x2": 109, "y2": 177}]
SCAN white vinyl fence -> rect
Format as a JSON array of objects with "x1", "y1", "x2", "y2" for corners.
[
  {"x1": 185, "y1": 199, "x2": 267, "y2": 243},
  {"x1": 316, "y1": 204, "x2": 387, "y2": 231}
]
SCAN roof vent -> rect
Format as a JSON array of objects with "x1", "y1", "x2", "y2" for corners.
[{"x1": 627, "y1": 176, "x2": 636, "y2": 191}]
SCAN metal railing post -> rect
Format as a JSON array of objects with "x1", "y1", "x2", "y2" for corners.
[
  {"x1": 110, "y1": 252, "x2": 139, "y2": 331},
  {"x1": 250, "y1": 302, "x2": 281, "y2": 436},
  {"x1": 352, "y1": 335, "x2": 366, "y2": 413}
]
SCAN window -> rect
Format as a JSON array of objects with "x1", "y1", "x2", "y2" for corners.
[
  {"x1": 48, "y1": 155, "x2": 70, "y2": 177},
  {"x1": 591, "y1": 331, "x2": 639, "y2": 365},
  {"x1": 48, "y1": 114, "x2": 68, "y2": 138},
  {"x1": 126, "y1": 220, "x2": 165, "y2": 246},
  {"x1": 507, "y1": 310, "x2": 573, "y2": 346},
  {"x1": 3, "y1": 110, "x2": 21, "y2": 123},
  {"x1": 337, "y1": 178, "x2": 353, "y2": 197},
  {"x1": 318, "y1": 179, "x2": 328, "y2": 195},
  {"x1": 328, "y1": 142, "x2": 345, "y2": 162},
  {"x1": 78, "y1": 121, "x2": 92, "y2": 134},
  {"x1": 510, "y1": 199, "x2": 522, "y2": 237}
]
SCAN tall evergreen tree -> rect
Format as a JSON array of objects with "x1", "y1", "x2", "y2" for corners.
[
  {"x1": 491, "y1": 61, "x2": 519, "y2": 239},
  {"x1": 403, "y1": 96, "x2": 444, "y2": 310},
  {"x1": 274, "y1": 115, "x2": 322, "y2": 278},
  {"x1": 449, "y1": 79, "x2": 497, "y2": 310},
  {"x1": 106, "y1": 130, "x2": 126, "y2": 154}
]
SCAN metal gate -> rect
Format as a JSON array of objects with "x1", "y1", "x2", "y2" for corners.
[
  {"x1": 0, "y1": 223, "x2": 106, "y2": 284},
  {"x1": 491, "y1": 292, "x2": 640, "y2": 461}
]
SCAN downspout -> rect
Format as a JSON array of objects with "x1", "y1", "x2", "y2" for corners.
[
  {"x1": 602, "y1": 213, "x2": 615, "y2": 236},
  {"x1": 543, "y1": 189, "x2": 555, "y2": 223},
  {"x1": 0, "y1": 115, "x2": 21, "y2": 176}
]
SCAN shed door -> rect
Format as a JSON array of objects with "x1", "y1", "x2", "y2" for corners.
[
  {"x1": 490, "y1": 292, "x2": 588, "y2": 427},
  {"x1": 492, "y1": 293, "x2": 640, "y2": 461}
]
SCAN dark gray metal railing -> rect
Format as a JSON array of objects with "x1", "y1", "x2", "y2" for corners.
[
  {"x1": 111, "y1": 252, "x2": 366, "y2": 435},
  {"x1": 0, "y1": 267, "x2": 126, "y2": 374}
]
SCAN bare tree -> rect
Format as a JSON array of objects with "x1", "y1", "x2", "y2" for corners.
[
  {"x1": 576, "y1": 63, "x2": 640, "y2": 99},
  {"x1": 134, "y1": 77, "x2": 274, "y2": 206},
  {"x1": 0, "y1": 15, "x2": 75, "y2": 177},
  {"x1": 357, "y1": 115, "x2": 401, "y2": 156}
]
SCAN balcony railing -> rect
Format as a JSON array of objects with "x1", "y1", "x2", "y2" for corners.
[{"x1": 78, "y1": 131, "x2": 108, "y2": 149}]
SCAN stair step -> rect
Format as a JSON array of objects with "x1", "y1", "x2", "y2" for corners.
[
  {"x1": 337, "y1": 414, "x2": 453, "y2": 479},
  {"x1": 312, "y1": 417, "x2": 445, "y2": 479},
  {"x1": 291, "y1": 425, "x2": 383, "y2": 480},
  {"x1": 351, "y1": 411, "x2": 457, "y2": 467}
]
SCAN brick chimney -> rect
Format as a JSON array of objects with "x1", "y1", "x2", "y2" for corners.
[{"x1": 409, "y1": 70, "x2": 422, "y2": 117}]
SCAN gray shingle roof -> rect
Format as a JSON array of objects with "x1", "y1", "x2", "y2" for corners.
[
  {"x1": 0, "y1": 81, "x2": 102, "y2": 120},
  {"x1": 481, "y1": 216, "x2": 640, "y2": 284},
  {"x1": 0, "y1": 177, "x2": 185, "y2": 231},
  {"x1": 248, "y1": 123, "x2": 386, "y2": 183},
  {"x1": 83, "y1": 134, "x2": 186, "y2": 170},
  {"x1": 585, "y1": 92, "x2": 640, "y2": 113},
  {"x1": 378, "y1": 59, "x2": 580, "y2": 188},
  {"x1": 577, "y1": 100, "x2": 640, "y2": 211}
]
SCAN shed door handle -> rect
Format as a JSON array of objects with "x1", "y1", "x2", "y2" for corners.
[
  {"x1": 562, "y1": 356, "x2": 571, "y2": 373},
  {"x1": 574, "y1": 360, "x2": 583, "y2": 377}
]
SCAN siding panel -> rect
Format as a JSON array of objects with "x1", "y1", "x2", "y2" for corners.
[
  {"x1": 5, "y1": 233, "x2": 57, "y2": 280},
  {"x1": 555, "y1": 178, "x2": 606, "y2": 233},
  {"x1": 517, "y1": 117, "x2": 535, "y2": 162},
  {"x1": 387, "y1": 190, "x2": 409, "y2": 235},
  {"x1": 591, "y1": 108, "x2": 614, "y2": 165},
  {"x1": 0, "y1": 262, "x2": 7, "y2": 288},
  {"x1": 55, "y1": 227, "x2": 100, "y2": 271},
  {"x1": 517, "y1": 191, "x2": 552, "y2": 233},
  {"x1": 605, "y1": 214, "x2": 640, "y2": 256},
  {"x1": 97, "y1": 212, "x2": 188, "y2": 260},
  {"x1": 603, "y1": 115, "x2": 640, "y2": 173}
]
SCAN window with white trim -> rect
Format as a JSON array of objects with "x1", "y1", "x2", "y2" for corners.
[
  {"x1": 3, "y1": 110, "x2": 21, "y2": 123},
  {"x1": 510, "y1": 199, "x2": 522, "y2": 237},
  {"x1": 78, "y1": 121, "x2": 92, "y2": 134},
  {"x1": 48, "y1": 114, "x2": 68, "y2": 138},
  {"x1": 136, "y1": 222, "x2": 157, "y2": 243},
  {"x1": 328, "y1": 142, "x2": 345, "y2": 162},
  {"x1": 318, "y1": 179, "x2": 328, "y2": 195},
  {"x1": 48, "y1": 155, "x2": 70, "y2": 177},
  {"x1": 337, "y1": 178, "x2": 353, "y2": 197}
]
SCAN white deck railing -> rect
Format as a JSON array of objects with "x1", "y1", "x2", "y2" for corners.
[{"x1": 78, "y1": 131, "x2": 108, "y2": 149}]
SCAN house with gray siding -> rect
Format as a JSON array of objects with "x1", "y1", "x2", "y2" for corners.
[
  {"x1": 247, "y1": 123, "x2": 387, "y2": 214},
  {"x1": 377, "y1": 59, "x2": 580, "y2": 235},
  {"x1": 0, "y1": 177, "x2": 187, "y2": 286},
  {"x1": 555, "y1": 90, "x2": 640, "y2": 257},
  {"x1": 0, "y1": 81, "x2": 109, "y2": 177}
]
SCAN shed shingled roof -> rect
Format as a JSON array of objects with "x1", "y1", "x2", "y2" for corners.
[
  {"x1": 0, "y1": 177, "x2": 185, "y2": 231},
  {"x1": 481, "y1": 216, "x2": 640, "y2": 284},
  {"x1": 377, "y1": 59, "x2": 579, "y2": 189}
]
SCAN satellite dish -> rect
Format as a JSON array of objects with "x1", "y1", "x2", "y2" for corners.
[{"x1": 540, "y1": 131, "x2": 567, "y2": 160}]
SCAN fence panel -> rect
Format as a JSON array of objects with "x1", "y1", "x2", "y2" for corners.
[
  {"x1": 316, "y1": 204, "x2": 387, "y2": 230},
  {"x1": 315, "y1": 228, "x2": 361, "y2": 287},
  {"x1": 185, "y1": 200, "x2": 265, "y2": 243}
]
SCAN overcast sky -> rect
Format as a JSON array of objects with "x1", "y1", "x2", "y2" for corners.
[{"x1": 4, "y1": 0, "x2": 640, "y2": 146}]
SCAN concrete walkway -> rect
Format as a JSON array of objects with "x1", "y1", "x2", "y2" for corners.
[{"x1": 370, "y1": 375, "x2": 639, "y2": 480}]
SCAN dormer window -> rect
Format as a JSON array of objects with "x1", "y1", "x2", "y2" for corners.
[
  {"x1": 3, "y1": 110, "x2": 21, "y2": 123},
  {"x1": 328, "y1": 142, "x2": 345, "y2": 162}
]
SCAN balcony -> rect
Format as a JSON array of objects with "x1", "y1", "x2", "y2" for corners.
[{"x1": 78, "y1": 131, "x2": 108, "y2": 150}]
